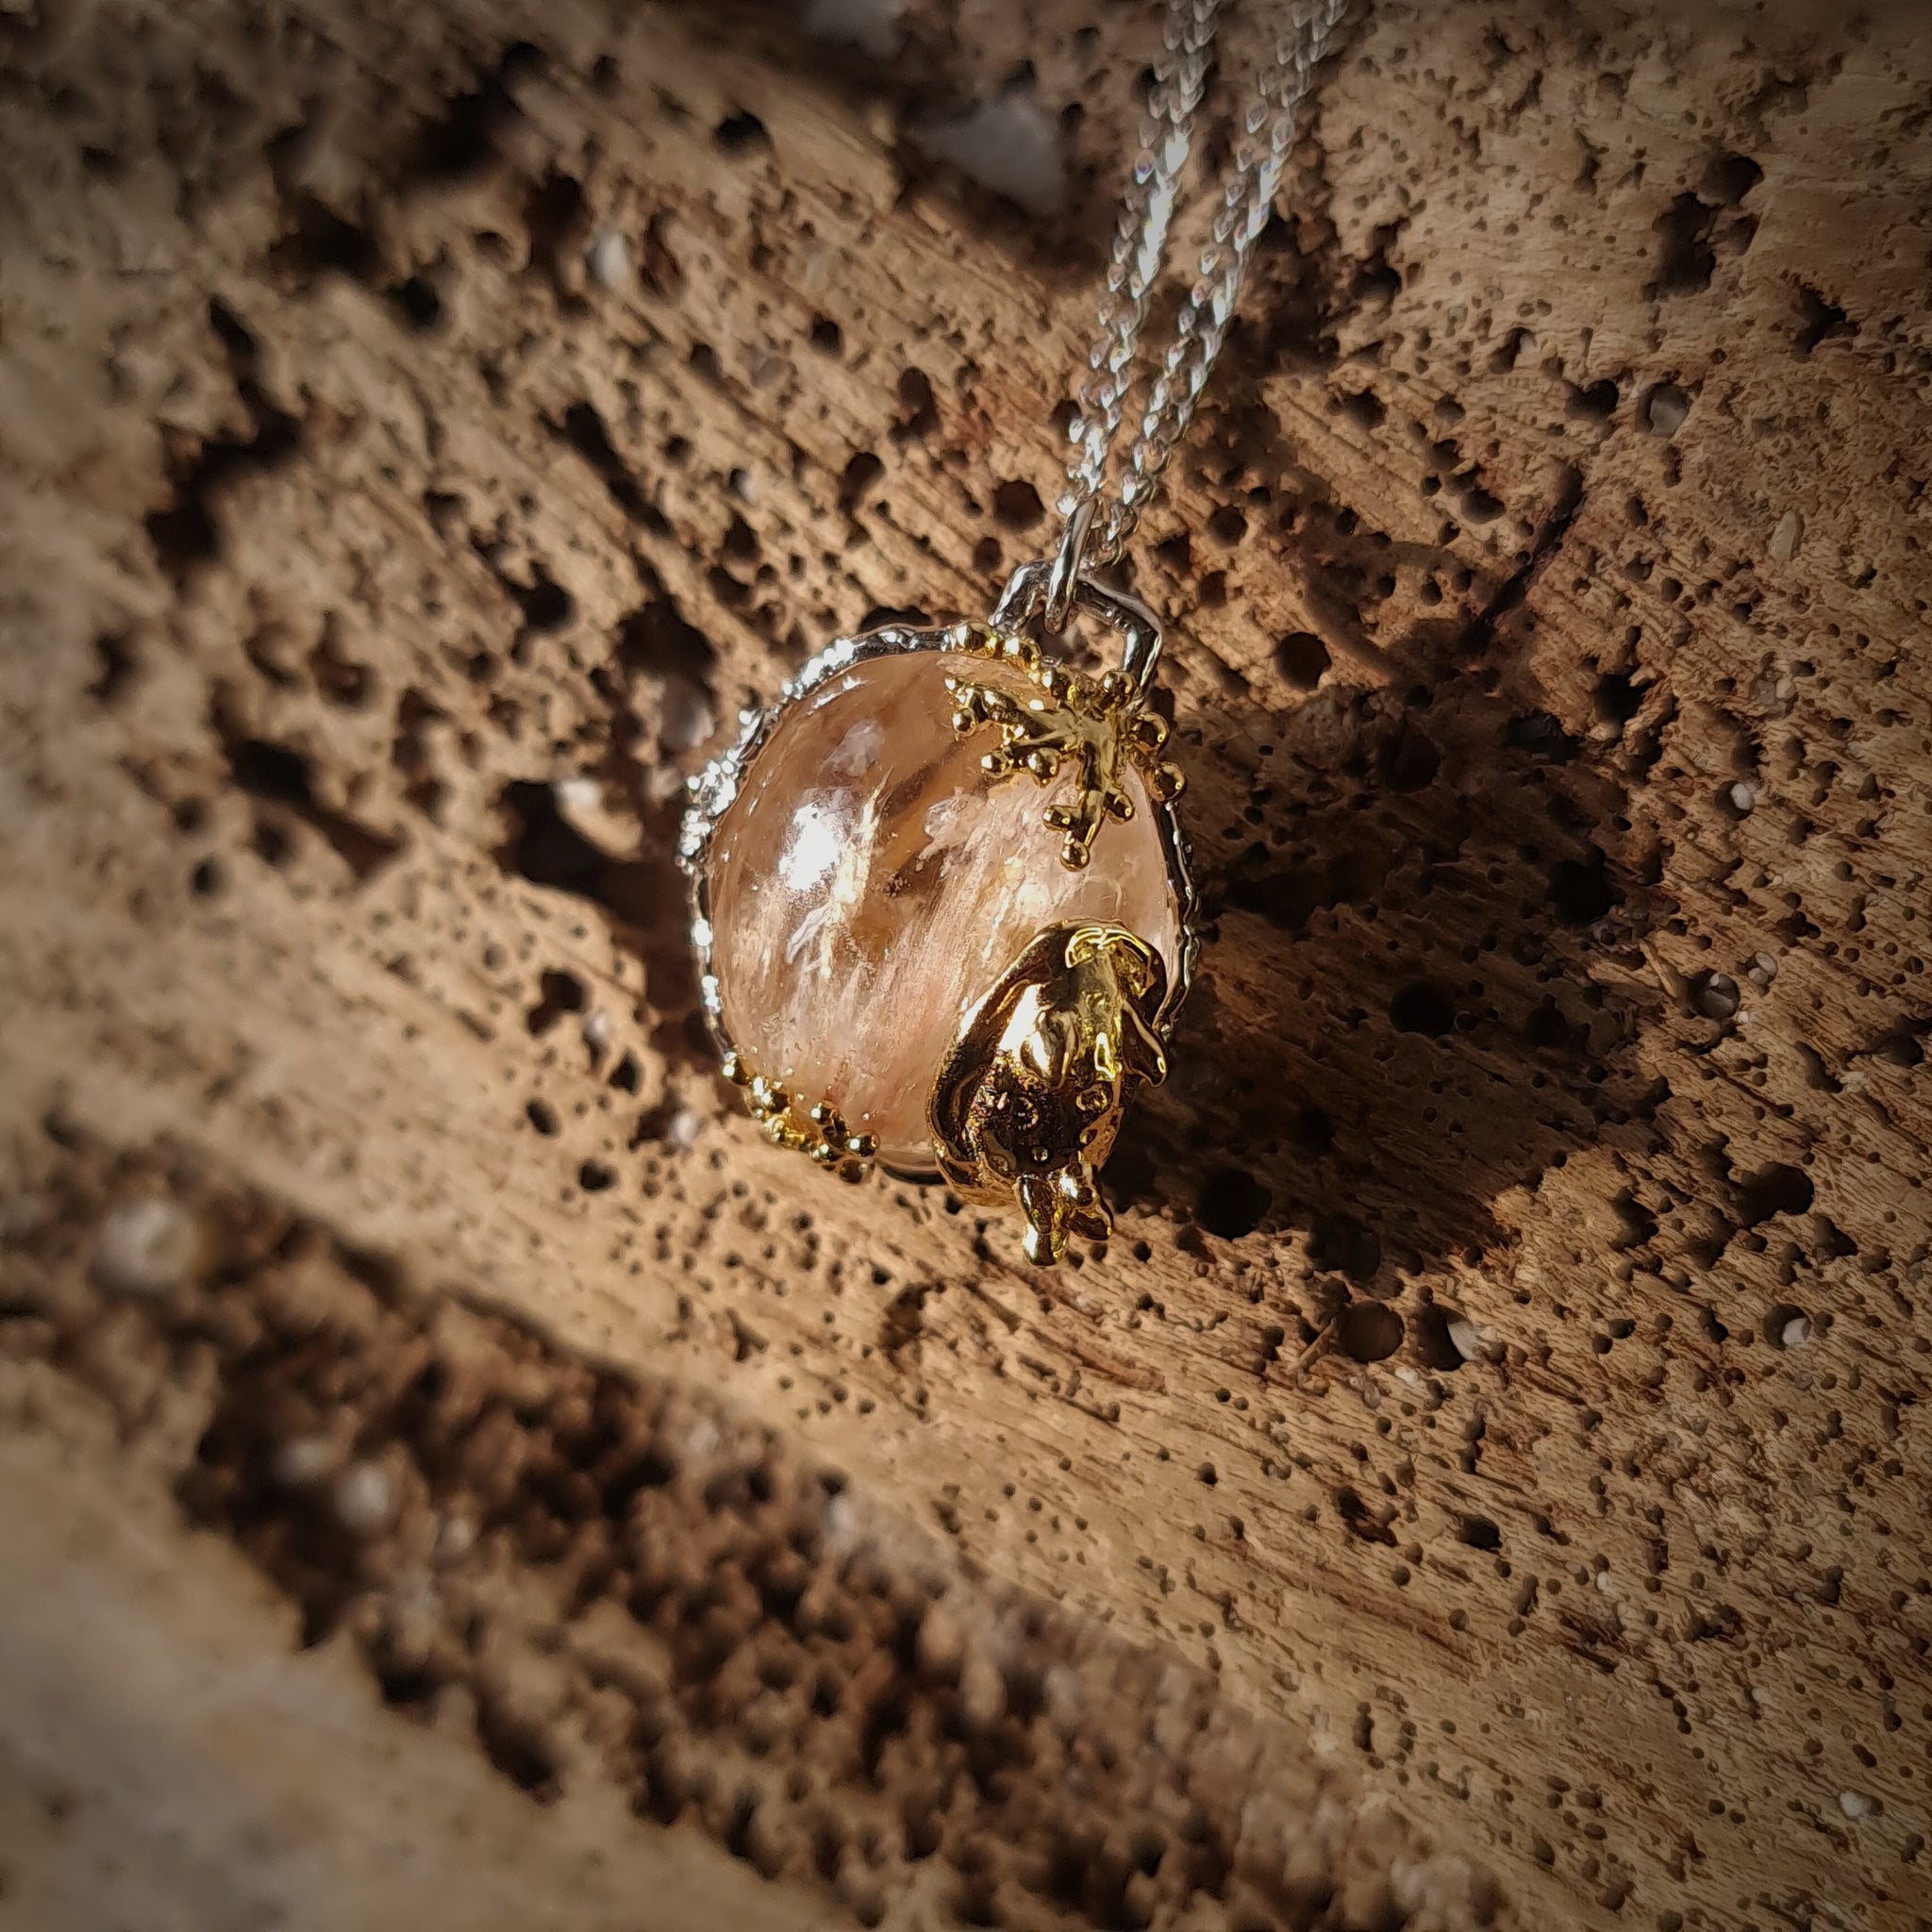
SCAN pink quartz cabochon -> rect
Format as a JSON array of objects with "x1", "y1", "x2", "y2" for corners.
[{"x1": 703, "y1": 648, "x2": 1184, "y2": 1168}]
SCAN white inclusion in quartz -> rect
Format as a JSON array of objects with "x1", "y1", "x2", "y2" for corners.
[
  {"x1": 827, "y1": 716, "x2": 884, "y2": 778},
  {"x1": 921, "y1": 791, "x2": 974, "y2": 855},
  {"x1": 781, "y1": 791, "x2": 881, "y2": 968},
  {"x1": 779, "y1": 801, "x2": 844, "y2": 892}
]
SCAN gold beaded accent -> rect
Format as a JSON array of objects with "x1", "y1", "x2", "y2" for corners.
[{"x1": 722, "y1": 1053, "x2": 877, "y2": 1179}]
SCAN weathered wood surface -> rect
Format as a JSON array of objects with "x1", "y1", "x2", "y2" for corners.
[
  {"x1": 3, "y1": 0, "x2": 1930, "y2": 1927},
  {"x1": 0, "y1": 1373, "x2": 843, "y2": 1932}
]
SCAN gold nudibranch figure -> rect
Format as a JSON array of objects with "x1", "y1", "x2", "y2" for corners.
[
  {"x1": 929, "y1": 923, "x2": 1169, "y2": 1264},
  {"x1": 946, "y1": 658, "x2": 1184, "y2": 872}
]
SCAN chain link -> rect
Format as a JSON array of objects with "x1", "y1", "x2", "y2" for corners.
[{"x1": 1062, "y1": 0, "x2": 1352, "y2": 573}]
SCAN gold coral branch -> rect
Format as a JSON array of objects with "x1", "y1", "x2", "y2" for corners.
[{"x1": 945, "y1": 652, "x2": 1185, "y2": 872}]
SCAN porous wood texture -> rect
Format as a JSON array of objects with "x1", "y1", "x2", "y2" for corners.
[
  {"x1": 1, "y1": 1, "x2": 1928, "y2": 1928},
  {"x1": 0, "y1": 1367, "x2": 843, "y2": 1932}
]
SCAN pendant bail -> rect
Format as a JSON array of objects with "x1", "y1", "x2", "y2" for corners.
[
  {"x1": 1043, "y1": 495, "x2": 1099, "y2": 636},
  {"x1": 991, "y1": 553, "x2": 1166, "y2": 694}
]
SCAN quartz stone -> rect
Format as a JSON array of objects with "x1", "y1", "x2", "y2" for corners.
[{"x1": 704, "y1": 647, "x2": 1183, "y2": 1168}]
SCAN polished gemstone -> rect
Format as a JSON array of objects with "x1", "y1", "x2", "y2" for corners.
[{"x1": 703, "y1": 647, "x2": 1183, "y2": 1168}]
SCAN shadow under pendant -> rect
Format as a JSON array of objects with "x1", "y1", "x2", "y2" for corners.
[{"x1": 679, "y1": 563, "x2": 1197, "y2": 1263}]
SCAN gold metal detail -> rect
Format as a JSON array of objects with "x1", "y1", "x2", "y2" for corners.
[
  {"x1": 928, "y1": 922, "x2": 1168, "y2": 1266},
  {"x1": 946, "y1": 648, "x2": 1184, "y2": 872},
  {"x1": 723, "y1": 1052, "x2": 877, "y2": 1179}
]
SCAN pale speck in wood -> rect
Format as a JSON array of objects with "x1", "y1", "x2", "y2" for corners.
[
  {"x1": 915, "y1": 1600, "x2": 963, "y2": 1680},
  {"x1": 645, "y1": 761, "x2": 689, "y2": 807},
  {"x1": 1042, "y1": 1664, "x2": 1084, "y2": 1729},
  {"x1": 1769, "y1": 508, "x2": 1803, "y2": 563},
  {"x1": 92, "y1": 1197, "x2": 200, "y2": 1296},
  {"x1": 333, "y1": 1460, "x2": 395, "y2": 1534},
  {"x1": 958, "y1": 1643, "x2": 1006, "y2": 1730},
  {"x1": 913, "y1": 92, "x2": 1068, "y2": 218},
  {"x1": 657, "y1": 674, "x2": 715, "y2": 755},
  {"x1": 797, "y1": 242, "x2": 836, "y2": 294},
  {"x1": 272, "y1": 1435, "x2": 333, "y2": 1488},
  {"x1": 822, "y1": 1491, "x2": 858, "y2": 1554},
  {"x1": 557, "y1": 772, "x2": 644, "y2": 854},
  {"x1": 1691, "y1": 971, "x2": 1740, "y2": 1020},
  {"x1": 433, "y1": 1514, "x2": 475, "y2": 1565},
  {"x1": 800, "y1": 0, "x2": 902, "y2": 59},
  {"x1": 1780, "y1": 1314, "x2": 1812, "y2": 1349},
  {"x1": 1840, "y1": 1790, "x2": 1879, "y2": 1821},
  {"x1": 586, "y1": 226, "x2": 629, "y2": 291},
  {"x1": 1644, "y1": 383, "x2": 1690, "y2": 436},
  {"x1": 1727, "y1": 778, "x2": 1757, "y2": 813},
  {"x1": 1447, "y1": 1316, "x2": 1482, "y2": 1362}
]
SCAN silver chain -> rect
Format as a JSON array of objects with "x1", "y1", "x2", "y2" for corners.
[{"x1": 1062, "y1": 0, "x2": 1352, "y2": 577}]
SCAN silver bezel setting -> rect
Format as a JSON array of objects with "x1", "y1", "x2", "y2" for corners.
[{"x1": 676, "y1": 566, "x2": 1200, "y2": 1178}]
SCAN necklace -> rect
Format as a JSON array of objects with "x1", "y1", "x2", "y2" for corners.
[{"x1": 681, "y1": 0, "x2": 1353, "y2": 1263}]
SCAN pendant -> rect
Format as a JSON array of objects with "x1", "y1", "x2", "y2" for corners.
[{"x1": 679, "y1": 558, "x2": 1197, "y2": 1263}]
